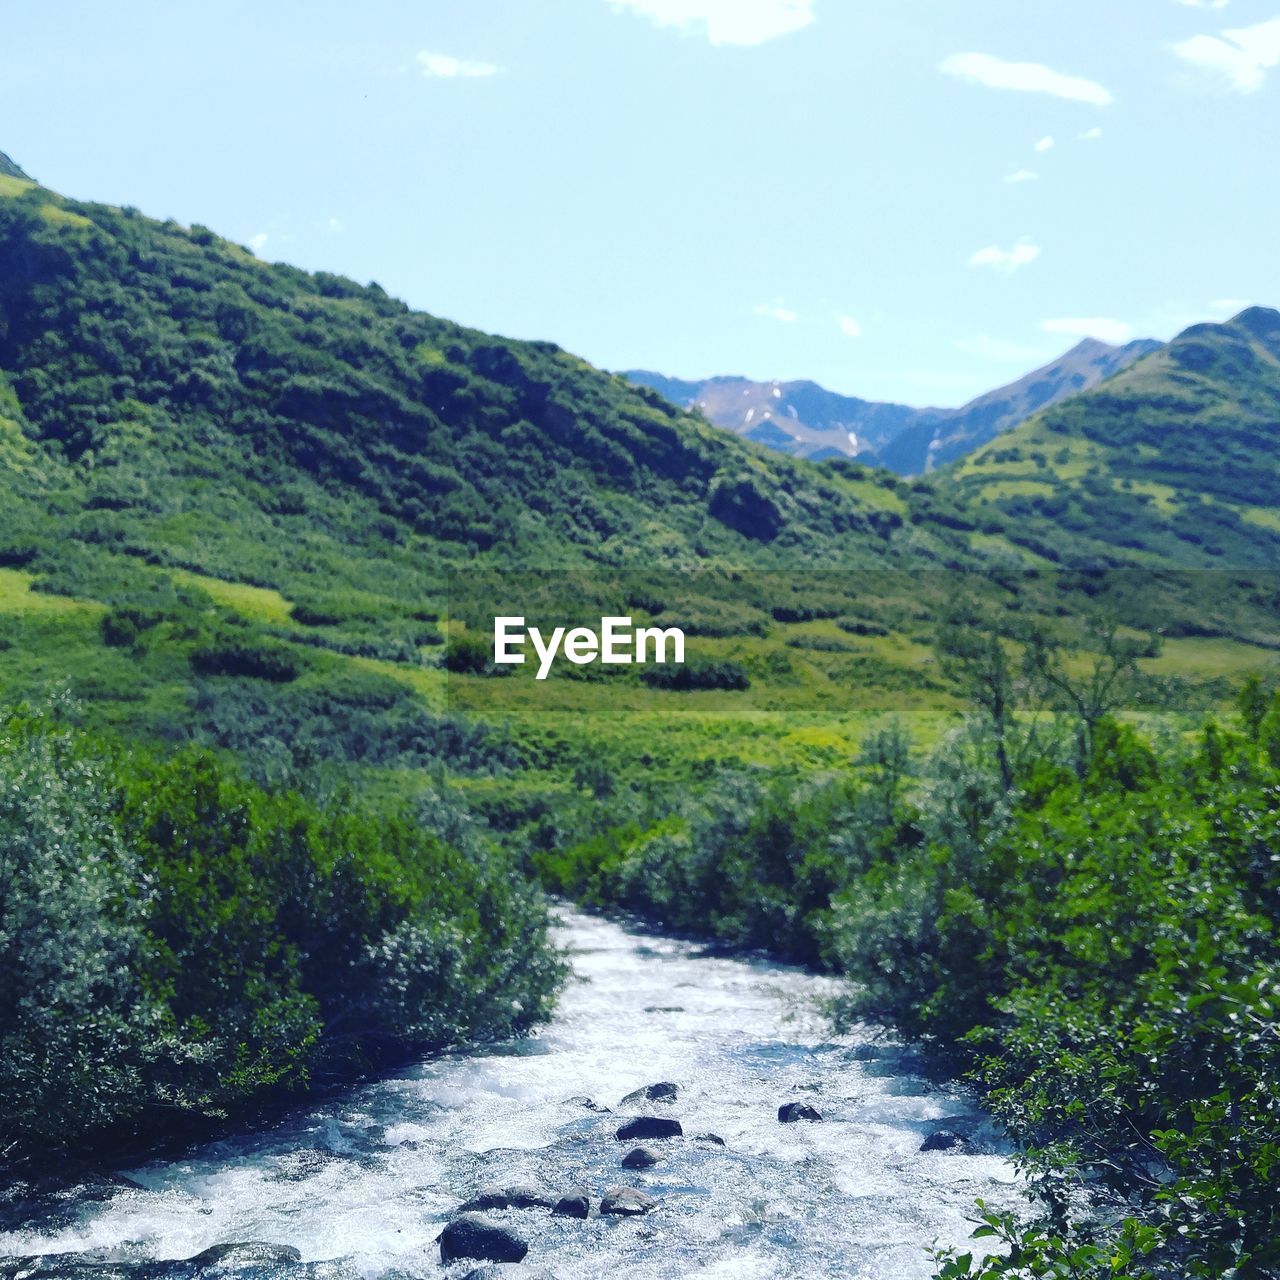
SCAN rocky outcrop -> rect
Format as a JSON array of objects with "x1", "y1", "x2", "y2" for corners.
[
  {"x1": 439, "y1": 1214, "x2": 529, "y2": 1265},
  {"x1": 615, "y1": 1116, "x2": 682, "y2": 1141},
  {"x1": 552, "y1": 1188, "x2": 592, "y2": 1219},
  {"x1": 562, "y1": 1095, "x2": 611, "y2": 1113},
  {"x1": 919, "y1": 1130, "x2": 969, "y2": 1153},
  {"x1": 777, "y1": 1102, "x2": 823, "y2": 1123},
  {"x1": 463, "y1": 1268, "x2": 558, "y2": 1279},
  {"x1": 459, "y1": 1186, "x2": 556, "y2": 1212},
  {"x1": 599, "y1": 1187, "x2": 658, "y2": 1217},
  {"x1": 621, "y1": 1146, "x2": 661, "y2": 1169},
  {"x1": 620, "y1": 1081, "x2": 679, "y2": 1106},
  {"x1": 187, "y1": 1243, "x2": 302, "y2": 1268}
]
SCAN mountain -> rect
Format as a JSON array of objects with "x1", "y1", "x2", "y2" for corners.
[
  {"x1": 622, "y1": 371, "x2": 941, "y2": 463},
  {"x1": 0, "y1": 151, "x2": 29, "y2": 181},
  {"x1": 4, "y1": 153, "x2": 1277, "y2": 606},
  {"x1": 934, "y1": 308, "x2": 1280, "y2": 567},
  {"x1": 621, "y1": 371, "x2": 943, "y2": 463},
  {"x1": 878, "y1": 337, "x2": 1162, "y2": 474},
  {"x1": 625, "y1": 338, "x2": 1159, "y2": 475},
  {"x1": 0, "y1": 158, "x2": 966, "y2": 645}
]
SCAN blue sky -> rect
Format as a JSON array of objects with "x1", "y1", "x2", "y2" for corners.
[{"x1": 4, "y1": 1, "x2": 1278, "y2": 404}]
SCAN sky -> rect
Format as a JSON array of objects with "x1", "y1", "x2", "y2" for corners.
[{"x1": 3, "y1": 0, "x2": 1278, "y2": 405}]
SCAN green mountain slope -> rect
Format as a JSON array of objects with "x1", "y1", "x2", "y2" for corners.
[
  {"x1": 0, "y1": 169, "x2": 937, "y2": 598},
  {"x1": 936, "y1": 308, "x2": 1280, "y2": 566},
  {"x1": 0, "y1": 159, "x2": 1274, "y2": 781},
  {"x1": 624, "y1": 338, "x2": 1159, "y2": 474},
  {"x1": 0, "y1": 151, "x2": 29, "y2": 181},
  {"x1": 879, "y1": 336, "x2": 1162, "y2": 474}
]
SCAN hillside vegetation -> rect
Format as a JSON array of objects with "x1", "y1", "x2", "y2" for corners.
[
  {"x1": 1, "y1": 161, "x2": 1279, "y2": 1278},
  {"x1": 938, "y1": 309, "x2": 1280, "y2": 566}
]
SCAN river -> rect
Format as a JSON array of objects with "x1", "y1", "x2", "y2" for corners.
[{"x1": 1, "y1": 910, "x2": 1019, "y2": 1279}]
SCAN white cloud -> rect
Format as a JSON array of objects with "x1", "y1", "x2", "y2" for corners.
[
  {"x1": 969, "y1": 237, "x2": 1041, "y2": 273},
  {"x1": 754, "y1": 301, "x2": 798, "y2": 323},
  {"x1": 607, "y1": 0, "x2": 813, "y2": 45},
  {"x1": 248, "y1": 232, "x2": 269, "y2": 254},
  {"x1": 1003, "y1": 168, "x2": 1038, "y2": 183},
  {"x1": 1176, "y1": 1, "x2": 1230, "y2": 9},
  {"x1": 418, "y1": 51, "x2": 500, "y2": 78},
  {"x1": 836, "y1": 314, "x2": 863, "y2": 338},
  {"x1": 1034, "y1": 135, "x2": 1055, "y2": 152},
  {"x1": 1172, "y1": 17, "x2": 1280, "y2": 91},
  {"x1": 1078, "y1": 126, "x2": 1104, "y2": 140},
  {"x1": 327, "y1": 217, "x2": 345, "y2": 234},
  {"x1": 1041, "y1": 316, "x2": 1134, "y2": 345},
  {"x1": 940, "y1": 52, "x2": 1113, "y2": 105}
]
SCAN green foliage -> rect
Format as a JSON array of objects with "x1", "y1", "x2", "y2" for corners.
[
  {"x1": 443, "y1": 629, "x2": 506, "y2": 676},
  {"x1": 190, "y1": 641, "x2": 302, "y2": 682},
  {"x1": 639, "y1": 658, "x2": 750, "y2": 691},
  {"x1": 939, "y1": 309, "x2": 1280, "y2": 567},
  {"x1": 826, "y1": 688, "x2": 1280, "y2": 1276},
  {"x1": 0, "y1": 708, "x2": 565, "y2": 1158},
  {"x1": 0, "y1": 177, "x2": 925, "y2": 582}
]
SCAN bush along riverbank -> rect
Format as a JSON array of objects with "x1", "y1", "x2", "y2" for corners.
[
  {"x1": 0, "y1": 704, "x2": 566, "y2": 1169},
  {"x1": 536, "y1": 626, "x2": 1280, "y2": 1279}
]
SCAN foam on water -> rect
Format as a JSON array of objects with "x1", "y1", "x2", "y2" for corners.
[{"x1": 0, "y1": 910, "x2": 1020, "y2": 1278}]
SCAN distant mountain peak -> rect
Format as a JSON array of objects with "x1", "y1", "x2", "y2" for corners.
[
  {"x1": 0, "y1": 151, "x2": 31, "y2": 181},
  {"x1": 627, "y1": 336, "x2": 1160, "y2": 475},
  {"x1": 1231, "y1": 306, "x2": 1280, "y2": 346}
]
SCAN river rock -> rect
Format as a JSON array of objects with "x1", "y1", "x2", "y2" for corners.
[
  {"x1": 920, "y1": 1129, "x2": 969, "y2": 1153},
  {"x1": 695, "y1": 1132, "x2": 726, "y2": 1147},
  {"x1": 0, "y1": 1258, "x2": 138, "y2": 1280},
  {"x1": 599, "y1": 1187, "x2": 658, "y2": 1217},
  {"x1": 621, "y1": 1145, "x2": 661, "y2": 1169},
  {"x1": 850, "y1": 1044, "x2": 880, "y2": 1062},
  {"x1": 439, "y1": 1214, "x2": 529, "y2": 1264},
  {"x1": 464, "y1": 1268, "x2": 559, "y2": 1279},
  {"x1": 459, "y1": 1185, "x2": 556, "y2": 1212},
  {"x1": 619, "y1": 1081, "x2": 679, "y2": 1106},
  {"x1": 615, "y1": 1116, "x2": 682, "y2": 1141},
  {"x1": 552, "y1": 1187, "x2": 591, "y2": 1218},
  {"x1": 188, "y1": 1242, "x2": 303, "y2": 1268},
  {"x1": 643, "y1": 1006, "x2": 684, "y2": 1013},
  {"x1": 778, "y1": 1102, "x2": 823, "y2": 1124},
  {"x1": 562, "y1": 1095, "x2": 611, "y2": 1113}
]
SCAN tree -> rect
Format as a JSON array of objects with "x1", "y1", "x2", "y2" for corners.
[{"x1": 1023, "y1": 616, "x2": 1157, "y2": 777}]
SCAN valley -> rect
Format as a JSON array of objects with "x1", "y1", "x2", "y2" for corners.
[{"x1": 0, "y1": 154, "x2": 1277, "y2": 1280}]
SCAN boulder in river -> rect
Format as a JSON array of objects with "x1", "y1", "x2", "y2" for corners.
[
  {"x1": 459, "y1": 1185, "x2": 556, "y2": 1212},
  {"x1": 621, "y1": 1146, "x2": 661, "y2": 1169},
  {"x1": 619, "y1": 1081, "x2": 679, "y2": 1106},
  {"x1": 850, "y1": 1044, "x2": 881, "y2": 1062},
  {"x1": 600, "y1": 1187, "x2": 658, "y2": 1217},
  {"x1": 695, "y1": 1132, "x2": 726, "y2": 1147},
  {"x1": 552, "y1": 1187, "x2": 592, "y2": 1218},
  {"x1": 464, "y1": 1268, "x2": 559, "y2": 1279},
  {"x1": 615, "y1": 1116, "x2": 682, "y2": 1141},
  {"x1": 188, "y1": 1242, "x2": 303, "y2": 1269},
  {"x1": 919, "y1": 1129, "x2": 970, "y2": 1153},
  {"x1": 778, "y1": 1102, "x2": 823, "y2": 1124},
  {"x1": 439, "y1": 1214, "x2": 529, "y2": 1264},
  {"x1": 562, "y1": 1095, "x2": 611, "y2": 1113}
]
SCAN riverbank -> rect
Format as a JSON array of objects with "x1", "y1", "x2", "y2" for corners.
[{"x1": 0, "y1": 910, "x2": 1017, "y2": 1279}]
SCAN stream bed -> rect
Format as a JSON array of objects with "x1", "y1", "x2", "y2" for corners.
[{"x1": 1, "y1": 910, "x2": 1020, "y2": 1279}]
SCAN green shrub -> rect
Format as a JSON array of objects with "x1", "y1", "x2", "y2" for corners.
[
  {"x1": 640, "y1": 659, "x2": 750, "y2": 691},
  {"x1": 0, "y1": 710, "x2": 565, "y2": 1158},
  {"x1": 191, "y1": 643, "x2": 302, "y2": 682}
]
